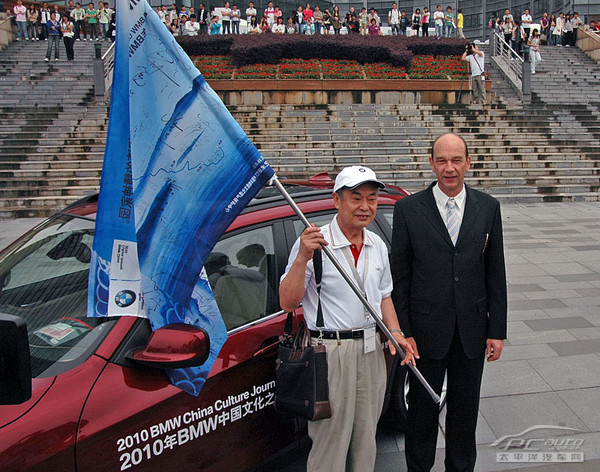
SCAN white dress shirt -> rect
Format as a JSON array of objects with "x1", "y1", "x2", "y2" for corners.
[{"x1": 432, "y1": 183, "x2": 467, "y2": 229}]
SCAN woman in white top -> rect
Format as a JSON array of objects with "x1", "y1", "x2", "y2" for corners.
[
  {"x1": 247, "y1": 15, "x2": 260, "y2": 34},
  {"x1": 61, "y1": 16, "x2": 75, "y2": 60},
  {"x1": 27, "y1": 4, "x2": 39, "y2": 41},
  {"x1": 272, "y1": 16, "x2": 285, "y2": 34},
  {"x1": 286, "y1": 17, "x2": 296, "y2": 34},
  {"x1": 563, "y1": 14, "x2": 573, "y2": 47},
  {"x1": 553, "y1": 13, "x2": 564, "y2": 46},
  {"x1": 527, "y1": 29, "x2": 542, "y2": 73}
]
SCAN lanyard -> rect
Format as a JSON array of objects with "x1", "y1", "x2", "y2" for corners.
[{"x1": 341, "y1": 244, "x2": 371, "y2": 325}]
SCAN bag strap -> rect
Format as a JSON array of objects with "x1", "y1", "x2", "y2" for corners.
[
  {"x1": 472, "y1": 55, "x2": 484, "y2": 76},
  {"x1": 282, "y1": 248, "x2": 324, "y2": 335},
  {"x1": 283, "y1": 311, "x2": 294, "y2": 335},
  {"x1": 313, "y1": 249, "x2": 324, "y2": 329}
]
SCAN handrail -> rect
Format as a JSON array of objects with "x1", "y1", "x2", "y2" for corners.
[
  {"x1": 102, "y1": 41, "x2": 115, "y2": 60},
  {"x1": 493, "y1": 31, "x2": 524, "y2": 74},
  {"x1": 102, "y1": 42, "x2": 116, "y2": 96},
  {"x1": 491, "y1": 31, "x2": 531, "y2": 103}
]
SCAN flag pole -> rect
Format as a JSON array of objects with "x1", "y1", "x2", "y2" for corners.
[{"x1": 272, "y1": 177, "x2": 441, "y2": 404}]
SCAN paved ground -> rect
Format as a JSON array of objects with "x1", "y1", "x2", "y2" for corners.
[{"x1": 2, "y1": 202, "x2": 600, "y2": 472}]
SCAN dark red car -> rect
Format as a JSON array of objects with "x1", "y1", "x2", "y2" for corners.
[{"x1": 0, "y1": 175, "x2": 427, "y2": 471}]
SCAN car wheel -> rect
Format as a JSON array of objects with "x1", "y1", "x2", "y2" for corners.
[{"x1": 387, "y1": 364, "x2": 448, "y2": 431}]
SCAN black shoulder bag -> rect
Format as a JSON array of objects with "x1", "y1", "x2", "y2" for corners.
[{"x1": 274, "y1": 250, "x2": 332, "y2": 421}]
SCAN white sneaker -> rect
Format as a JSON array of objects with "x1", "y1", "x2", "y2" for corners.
[
  {"x1": 76, "y1": 38, "x2": 80, "y2": 41},
  {"x1": 16, "y1": 38, "x2": 20, "y2": 41},
  {"x1": 55, "y1": 58, "x2": 59, "y2": 61},
  {"x1": 44, "y1": 58, "x2": 49, "y2": 61},
  {"x1": 532, "y1": 71, "x2": 536, "y2": 74}
]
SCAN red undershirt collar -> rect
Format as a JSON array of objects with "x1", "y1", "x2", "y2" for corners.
[{"x1": 349, "y1": 243, "x2": 363, "y2": 267}]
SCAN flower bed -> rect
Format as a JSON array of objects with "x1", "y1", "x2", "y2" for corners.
[
  {"x1": 192, "y1": 55, "x2": 233, "y2": 79},
  {"x1": 234, "y1": 63, "x2": 278, "y2": 79},
  {"x1": 192, "y1": 55, "x2": 471, "y2": 81},
  {"x1": 321, "y1": 59, "x2": 364, "y2": 79},
  {"x1": 279, "y1": 59, "x2": 321, "y2": 79},
  {"x1": 364, "y1": 63, "x2": 409, "y2": 79},
  {"x1": 409, "y1": 55, "x2": 469, "y2": 80}
]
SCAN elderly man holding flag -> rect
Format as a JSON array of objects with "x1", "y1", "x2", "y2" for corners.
[{"x1": 280, "y1": 166, "x2": 416, "y2": 472}]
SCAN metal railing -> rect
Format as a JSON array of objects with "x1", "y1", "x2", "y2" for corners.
[
  {"x1": 93, "y1": 42, "x2": 115, "y2": 97},
  {"x1": 490, "y1": 31, "x2": 531, "y2": 103},
  {"x1": 102, "y1": 42, "x2": 115, "y2": 93}
]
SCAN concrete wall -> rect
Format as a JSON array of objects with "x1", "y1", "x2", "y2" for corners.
[
  {"x1": 0, "y1": 16, "x2": 16, "y2": 52},
  {"x1": 577, "y1": 28, "x2": 600, "y2": 65},
  {"x1": 216, "y1": 89, "x2": 492, "y2": 106}
]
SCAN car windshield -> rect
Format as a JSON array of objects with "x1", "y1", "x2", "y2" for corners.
[{"x1": 0, "y1": 213, "x2": 114, "y2": 378}]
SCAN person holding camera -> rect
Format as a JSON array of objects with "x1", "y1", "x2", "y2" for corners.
[{"x1": 462, "y1": 44, "x2": 486, "y2": 104}]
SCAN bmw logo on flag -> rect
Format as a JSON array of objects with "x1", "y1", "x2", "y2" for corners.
[{"x1": 115, "y1": 290, "x2": 136, "y2": 308}]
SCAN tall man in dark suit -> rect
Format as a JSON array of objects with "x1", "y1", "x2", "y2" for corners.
[{"x1": 391, "y1": 133, "x2": 507, "y2": 472}]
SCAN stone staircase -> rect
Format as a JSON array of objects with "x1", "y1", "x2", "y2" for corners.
[
  {"x1": 0, "y1": 40, "x2": 109, "y2": 218},
  {"x1": 530, "y1": 46, "x2": 600, "y2": 106},
  {"x1": 228, "y1": 101, "x2": 600, "y2": 202},
  {"x1": 0, "y1": 39, "x2": 599, "y2": 218}
]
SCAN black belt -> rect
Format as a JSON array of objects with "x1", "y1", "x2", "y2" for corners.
[{"x1": 309, "y1": 328, "x2": 379, "y2": 340}]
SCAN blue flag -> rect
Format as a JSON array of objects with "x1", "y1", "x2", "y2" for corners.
[{"x1": 88, "y1": 0, "x2": 274, "y2": 396}]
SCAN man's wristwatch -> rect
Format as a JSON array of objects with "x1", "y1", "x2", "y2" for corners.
[{"x1": 390, "y1": 328, "x2": 405, "y2": 337}]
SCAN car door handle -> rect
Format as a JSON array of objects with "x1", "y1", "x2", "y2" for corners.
[{"x1": 253, "y1": 338, "x2": 280, "y2": 359}]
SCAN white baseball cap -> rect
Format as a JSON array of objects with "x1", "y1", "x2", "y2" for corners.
[{"x1": 333, "y1": 166, "x2": 385, "y2": 193}]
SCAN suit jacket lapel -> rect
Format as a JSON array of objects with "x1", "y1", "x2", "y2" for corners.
[
  {"x1": 456, "y1": 185, "x2": 481, "y2": 246},
  {"x1": 419, "y1": 183, "x2": 454, "y2": 248}
]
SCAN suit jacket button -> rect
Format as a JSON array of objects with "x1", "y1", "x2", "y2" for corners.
[
  {"x1": 454, "y1": 276, "x2": 459, "y2": 282},
  {"x1": 454, "y1": 251, "x2": 458, "y2": 256}
]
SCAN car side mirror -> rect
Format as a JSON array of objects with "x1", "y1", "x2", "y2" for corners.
[
  {"x1": 129, "y1": 323, "x2": 210, "y2": 368},
  {"x1": 0, "y1": 313, "x2": 32, "y2": 405}
]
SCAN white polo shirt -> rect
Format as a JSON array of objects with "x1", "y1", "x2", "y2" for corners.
[{"x1": 282, "y1": 215, "x2": 392, "y2": 331}]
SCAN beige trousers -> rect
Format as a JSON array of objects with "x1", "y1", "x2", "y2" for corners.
[
  {"x1": 471, "y1": 75, "x2": 486, "y2": 104},
  {"x1": 307, "y1": 334, "x2": 386, "y2": 472}
]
